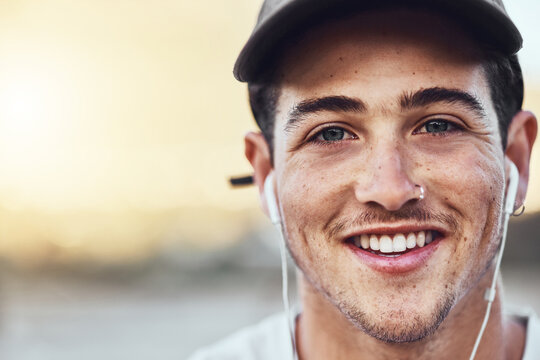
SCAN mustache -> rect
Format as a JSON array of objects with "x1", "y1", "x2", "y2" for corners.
[{"x1": 327, "y1": 206, "x2": 459, "y2": 238}]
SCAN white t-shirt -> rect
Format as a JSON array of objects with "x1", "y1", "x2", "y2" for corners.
[{"x1": 188, "y1": 308, "x2": 540, "y2": 360}]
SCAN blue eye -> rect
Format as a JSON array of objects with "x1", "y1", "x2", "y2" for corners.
[
  {"x1": 321, "y1": 128, "x2": 345, "y2": 141},
  {"x1": 426, "y1": 120, "x2": 448, "y2": 133},
  {"x1": 416, "y1": 119, "x2": 460, "y2": 135},
  {"x1": 311, "y1": 126, "x2": 356, "y2": 143}
]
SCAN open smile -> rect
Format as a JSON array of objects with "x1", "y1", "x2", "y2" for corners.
[
  {"x1": 343, "y1": 227, "x2": 447, "y2": 273},
  {"x1": 345, "y1": 230, "x2": 443, "y2": 257}
]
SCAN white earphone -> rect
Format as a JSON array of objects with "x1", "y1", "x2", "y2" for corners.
[
  {"x1": 264, "y1": 172, "x2": 281, "y2": 225},
  {"x1": 504, "y1": 160, "x2": 520, "y2": 215}
]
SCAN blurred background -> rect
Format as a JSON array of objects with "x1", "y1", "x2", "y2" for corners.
[{"x1": 0, "y1": 0, "x2": 538, "y2": 359}]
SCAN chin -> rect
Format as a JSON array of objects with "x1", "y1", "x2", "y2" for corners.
[{"x1": 338, "y1": 294, "x2": 456, "y2": 343}]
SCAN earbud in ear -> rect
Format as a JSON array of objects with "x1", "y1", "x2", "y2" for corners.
[
  {"x1": 264, "y1": 172, "x2": 281, "y2": 225},
  {"x1": 505, "y1": 161, "x2": 519, "y2": 215}
]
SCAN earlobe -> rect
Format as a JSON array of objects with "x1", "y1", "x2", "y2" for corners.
[
  {"x1": 504, "y1": 110, "x2": 538, "y2": 208},
  {"x1": 245, "y1": 131, "x2": 273, "y2": 217}
]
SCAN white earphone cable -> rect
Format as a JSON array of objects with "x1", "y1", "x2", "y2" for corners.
[
  {"x1": 277, "y1": 223, "x2": 298, "y2": 360},
  {"x1": 468, "y1": 162, "x2": 519, "y2": 360},
  {"x1": 264, "y1": 174, "x2": 298, "y2": 360}
]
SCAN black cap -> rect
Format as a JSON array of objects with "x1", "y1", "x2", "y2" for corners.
[{"x1": 234, "y1": 0, "x2": 523, "y2": 83}]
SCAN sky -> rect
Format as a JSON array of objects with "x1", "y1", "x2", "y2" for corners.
[{"x1": 0, "y1": 0, "x2": 538, "y2": 262}]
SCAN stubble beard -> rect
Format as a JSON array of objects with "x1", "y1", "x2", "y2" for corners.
[
  {"x1": 333, "y1": 220, "x2": 502, "y2": 344},
  {"x1": 296, "y1": 262, "x2": 457, "y2": 344},
  {"x1": 335, "y1": 291, "x2": 456, "y2": 343},
  {"x1": 286, "y1": 206, "x2": 465, "y2": 344},
  {"x1": 286, "y1": 202, "x2": 505, "y2": 344}
]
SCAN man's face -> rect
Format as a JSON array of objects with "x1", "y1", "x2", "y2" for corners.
[{"x1": 271, "y1": 10, "x2": 507, "y2": 342}]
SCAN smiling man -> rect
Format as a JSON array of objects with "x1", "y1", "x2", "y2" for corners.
[{"x1": 190, "y1": 1, "x2": 538, "y2": 359}]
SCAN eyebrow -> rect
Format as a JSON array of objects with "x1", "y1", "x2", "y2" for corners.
[
  {"x1": 400, "y1": 87, "x2": 486, "y2": 118},
  {"x1": 285, "y1": 96, "x2": 367, "y2": 131},
  {"x1": 284, "y1": 87, "x2": 486, "y2": 131}
]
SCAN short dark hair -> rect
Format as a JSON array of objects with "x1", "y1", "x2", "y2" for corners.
[
  {"x1": 484, "y1": 53, "x2": 524, "y2": 147},
  {"x1": 248, "y1": 81, "x2": 280, "y2": 156},
  {"x1": 248, "y1": 53, "x2": 523, "y2": 160}
]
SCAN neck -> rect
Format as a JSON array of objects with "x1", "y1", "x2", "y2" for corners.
[{"x1": 295, "y1": 270, "x2": 524, "y2": 360}]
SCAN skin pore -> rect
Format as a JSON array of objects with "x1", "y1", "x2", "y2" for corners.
[{"x1": 245, "y1": 9, "x2": 537, "y2": 360}]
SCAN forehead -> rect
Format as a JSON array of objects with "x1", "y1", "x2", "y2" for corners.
[{"x1": 275, "y1": 9, "x2": 491, "y2": 113}]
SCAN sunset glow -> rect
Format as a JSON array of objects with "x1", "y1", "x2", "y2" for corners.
[{"x1": 0, "y1": 0, "x2": 538, "y2": 263}]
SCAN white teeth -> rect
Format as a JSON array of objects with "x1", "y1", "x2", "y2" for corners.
[
  {"x1": 379, "y1": 235, "x2": 393, "y2": 253},
  {"x1": 369, "y1": 234, "x2": 379, "y2": 251},
  {"x1": 417, "y1": 231, "x2": 426, "y2": 247},
  {"x1": 352, "y1": 230, "x2": 436, "y2": 253},
  {"x1": 393, "y1": 233, "x2": 407, "y2": 252},
  {"x1": 406, "y1": 233, "x2": 416, "y2": 249},
  {"x1": 425, "y1": 230, "x2": 433, "y2": 244},
  {"x1": 360, "y1": 234, "x2": 370, "y2": 249}
]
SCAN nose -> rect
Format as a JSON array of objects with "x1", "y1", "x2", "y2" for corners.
[{"x1": 354, "y1": 143, "x2": 419, "y2": 211}]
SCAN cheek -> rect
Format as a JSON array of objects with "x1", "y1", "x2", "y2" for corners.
[
  {"x1": 426, "y1": 146, "x2": 505, "y2": 262},
  {"x1": 444, "y1": 158, "x2": 502, "y2": 213},
  {"x1": 417, "y1": 148, "x2": 505, "y2": 297},
  {"x1": 276, "y1": 155, "x2": 355, "y2": 267},
  {"x1": 467, "y1": 155, "x2": 505, "y2": 253},
  {"x1": 278, "y1": 155, "x2": 352, "y2": 225},
  {"x1": 418, "y1": 137, "x2": 504, "y2": 213}
]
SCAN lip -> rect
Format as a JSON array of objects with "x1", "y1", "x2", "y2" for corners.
[{"x1": 342, "y1": 224, "x2": 447, "y2": 274}]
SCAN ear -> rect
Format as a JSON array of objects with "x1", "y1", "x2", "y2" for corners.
[
  {"x1": 504, "y1": 110, "x2": 538, "y2": 209},
  {"x1": 245, "y1": 131, "x2": 273, "y2": 217}
]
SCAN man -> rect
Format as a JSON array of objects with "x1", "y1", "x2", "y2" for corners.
[{"x1": 191, "y1": 0, "x2": 538, "y2": 359}]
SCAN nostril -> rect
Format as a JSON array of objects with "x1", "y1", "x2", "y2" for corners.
[{"x1": 355, "y1": 180, "x2": 422, "y2": 211}]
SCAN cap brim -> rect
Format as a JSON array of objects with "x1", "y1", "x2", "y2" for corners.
[{"x1": 234, "y1": 0, "x2": 522, "y2": 82}]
